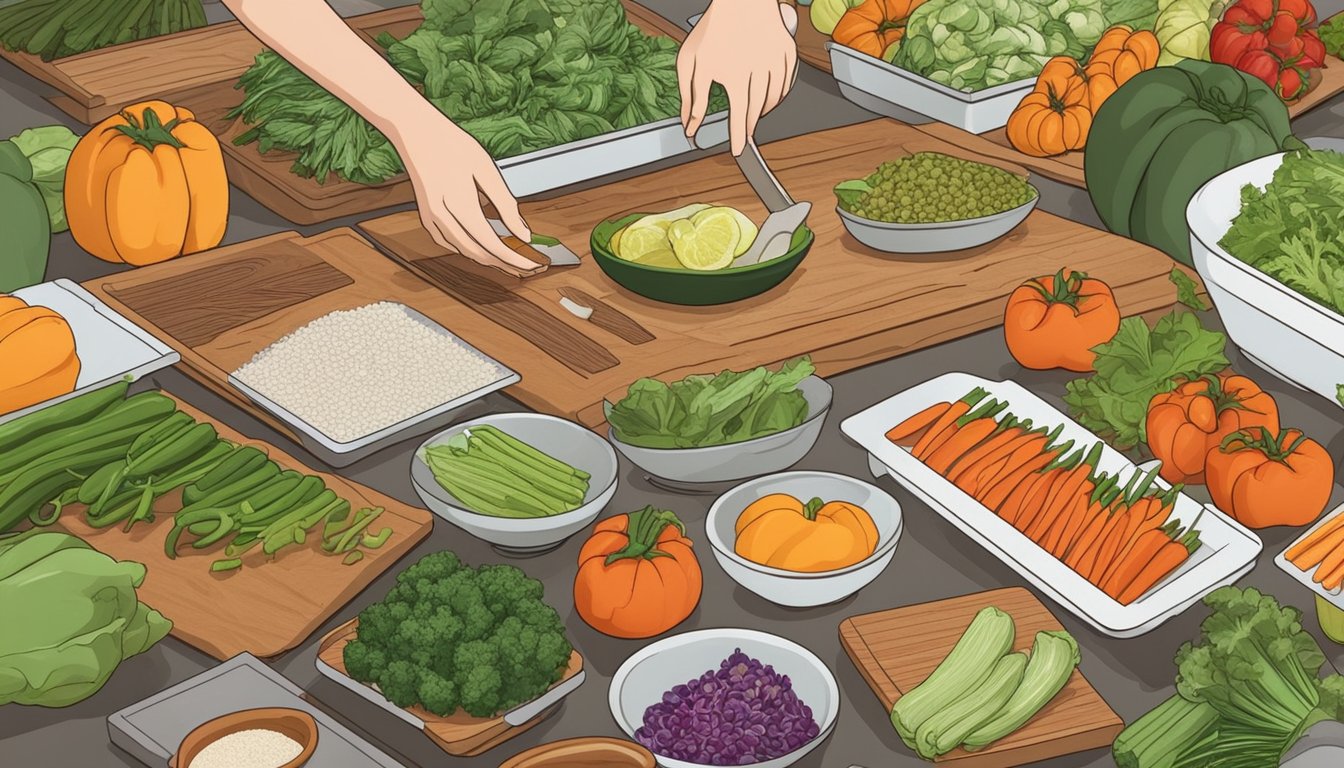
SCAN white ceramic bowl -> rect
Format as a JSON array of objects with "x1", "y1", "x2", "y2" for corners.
[
  {"x1": 605, "y1": 376, "x2": 832, "y2": 484},
  {"x1": 705, "y1": 472, "x2": 902, "y2": 607},
  {"x1": 836, "y1": 190, "x2": 1037, "y2": 255},
  {"x1": 411, "y1": 413, "x2": 618, "y2": 554},
  {"x1": 1187, "y1": 137, "x2": 1344, "y2": 408},
  {"x1": 609, "y1": 628, "x2": 839, "y2": 768}
]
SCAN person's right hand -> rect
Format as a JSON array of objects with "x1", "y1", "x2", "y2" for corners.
[{"x1": 398, "y1": 114, "x2": 539, "y2": 277}]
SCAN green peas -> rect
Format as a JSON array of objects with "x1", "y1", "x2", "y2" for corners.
[{"x1": 843, "y1": 152, "x2": 1035, "y2": 224}]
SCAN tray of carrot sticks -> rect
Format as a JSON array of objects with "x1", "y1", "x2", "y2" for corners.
[
  {"x1": 1277, "y1": 503, "x2": 1344, "y2": 603},
  {"x1": 840, "y1": 372, "x2": 1262, "y2": 638}
]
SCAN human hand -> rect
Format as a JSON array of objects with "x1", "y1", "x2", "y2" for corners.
[
  {"x1": 678, "y1": 0, "x2": 799, "y2": 155},
  {"x1": 396, "y1": 112, "x2": 538, "y2": 277}
]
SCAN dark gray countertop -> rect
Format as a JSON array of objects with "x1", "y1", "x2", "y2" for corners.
[{"x1": 4, "y1": 2, "x2": 1344, "y2": 766}]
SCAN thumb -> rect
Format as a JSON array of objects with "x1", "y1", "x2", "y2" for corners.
[{"x1": 481, "y1": 171, "x2": 531, "y2": 242}]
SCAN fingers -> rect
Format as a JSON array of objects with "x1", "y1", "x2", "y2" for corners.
[
  {"x1": 457, "y1": 209, "x2": 541, "y2": 275},
  {"x1": 744, "y1": 74, "x2": 769, "y2": 148},
  {"x1": 762, "y1": 64, "x2": 786, "y2": 117},
  {"x1": 684, "y1": 67, "x2": 713, "y2": 139},
  {"x1": 727, "y1": 77, "x2": 752, "y2": 155},
  {"x1": 424, "y1": 205, "x2": 536, "y2": 278},
  {"x1": 778, "y1": 2, "x2": 798, "y2": 36},
  {"x1": 677, "y1": 47, "x2": 694, "y2": 131},
  {"x1": 478, "y1": 167, "x2": 531, "y2": 242}
]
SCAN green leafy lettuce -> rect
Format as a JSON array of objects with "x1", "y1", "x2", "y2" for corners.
[
  {"x1": 607, "y1": 357, "x2": 815, "y2": 449},
  {"x1": 1100, "y1": 0, "x2": 1161, "y2": 29},
  {"x1": 1064, "y1": 276, "x2": 1227, "y2": 450},
  {"x1": 9, "y1": 125, "x2": 79, "y2": 233},
  {"x1": 230, "y1": 0, "x2": 727, "y2": 184},
  {"x1": 1320, "y1": 13, "x2": 1344, "y2": 59},
  {"x1": 1219, "y1": 148, "x2": 1344, "y2": 318},
  {"x1": 1169, "y1": 267, "x2": 1208, "y2": 311},
  {"x1": 892, "y1": 0, "x2": 1108, "y2": 91}
]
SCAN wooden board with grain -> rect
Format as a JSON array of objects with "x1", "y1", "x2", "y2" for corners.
[
  {"x1": 354, "y1": 119, "x2": 1192, "y2": 430},
  {"x1": 914, "y1": 56, "x2": 1344, "y2": 190},
  {"x1": 158, "y1": 1, "x2": 694, "y2": 225},
  {"x1": 317, "y1": 618, "x2": 585, "y2": 756},
  {"x1": 81, "y1": 227, "x2": 569, "y2": 446},
  {"x1": 839, "y1": 588, "x2": 1123, "y2": 768},
  {"x1": 53, "y1": 395, "x2": 433, "y2": 661}
]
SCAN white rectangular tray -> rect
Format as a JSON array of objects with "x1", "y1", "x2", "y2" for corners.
[
  {"x1": 841, "y1": 372, "x2": 1262, "y2": 638},
  {"x1": 1275, "y1": 502, "x2": 1344, "y2": 608},
  {"x1": 827, "y1": 43, "x2": 1035, "y2": 134},
  {"x1": 228, "y1": 303, "x2": 519, "y2": 468},
  {"x1": 1, "y1": 278, "x2": 178, "y2": 426}
]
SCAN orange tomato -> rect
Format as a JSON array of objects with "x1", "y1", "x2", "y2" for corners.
[
  {"x1": 1004, "y1": 269, "x2": 1120, "y2": 372},
  {"x1": 1206, "y1": 427, "x2": 1334, "y2": 529},
  {"x1": 1146, "y1": 373, "x2": 1280, "y2": 484},
  {"x1": 830, "y1": 0, "x2": 927, "y2": 58}
]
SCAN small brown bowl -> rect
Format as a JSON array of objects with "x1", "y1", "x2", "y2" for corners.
[
  {"x1": 169, "y1": 707, "x2": 318, "y2": 768},
  {"x1": 500, "y1": 736, "x2": 656, "y2": 768}
]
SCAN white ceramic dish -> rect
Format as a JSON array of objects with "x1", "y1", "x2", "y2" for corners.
[
  {"x1": 0, "y1": 279, "x2": 178, "y2": 427},
  {"x1": 1187, "y1": 137, "x2": 1344, "y2": 408},
  {"x1": 840, "y1": 372, "x2": 1262, "y2": 638},
  {"x1": 609, "y1": 628, "x2": 839, "y2": 768},
  {"x1": 228, "y1": 303, "x2": 518, "y2": 467},
  {"x1": 605, "y1": 376, "x2": 832, "y2": 484},
  {"x1": 704, "y1": 471, "x2": 902, "y2": 607},
  {"x1": 827, "y1": 43, "x2": 1035, "y2": 134},
  {"x1": 836, "y1": 191, "x2": 1037, "y2": 254},
  {"x1": 411, "y1": 413, "x2": 618, "y2": 554},
  {"x1": 1274, "y1": 501, "x2": 1344, "y2": 609}
]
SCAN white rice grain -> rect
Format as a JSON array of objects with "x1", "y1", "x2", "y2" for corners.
[
  {"x1": 233, "y1": 303, "x2": 502, "y2": 443},
  {"x1": 188, "y1": 728, "x2": 302, "y2": 768}
]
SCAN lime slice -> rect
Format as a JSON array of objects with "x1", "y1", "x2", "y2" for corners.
[
  {"x1": 693, "y1": 206, "x2": 757, "y2": 257},
  {"x1": 616, "y1": 221, "x2": 672, "y2": 262},
  {"x1": 670, "y1": 209, "x2": 740, "y2": 271}
]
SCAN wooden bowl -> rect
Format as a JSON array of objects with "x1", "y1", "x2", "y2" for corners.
[
  {"x1": 169, "y1": 707, "x2": 318, "y2": 768},
  {"x1": 500, "y1": 737, "x2": 655, "y2": 768}
]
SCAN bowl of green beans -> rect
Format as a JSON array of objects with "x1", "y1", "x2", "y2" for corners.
[
  {"x1": 834, "y1": 152, "x2": 1038, "y2": 254},
  {"x1": 410, "y1": 413, "x2": 618, "y2": 554}
]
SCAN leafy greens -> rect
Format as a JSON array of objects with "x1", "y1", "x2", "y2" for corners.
[
  {"x1": 229, "y1": 0, "x2": 726, "y2": 185},
  {"x1": 607, "y1": 357, "x2": 815, "y2": 449},
  {"x1": 1064, "y1": 272, "x2": 1227, "y2": 450},
  {"x1": 1321, "y1": 12, "x2": 1344, "y2": 60},
  {"x1": 1219, "y1": 148, "x2": 1344, "y2": 318}
]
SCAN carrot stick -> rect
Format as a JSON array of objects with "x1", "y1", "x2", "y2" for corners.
[
  {"x1": 945, "y1": 421, "x2": 1028, "y2": 485},
  {"x1": 1065, "y1": 509, "x2": 1114, "y2": 570},
  {"x1": 1088, "y1": 505, "x2": 1151, "y2": 584},
  {"x1": 1032, "y1": 444, "x2": 1103, "y2": 547},
  {"x1": 979, "y1": 442, "x2": 1072, "y2": 511},
  {"x1": 1078, "y1": 506, "x2": 1134, "y2": 583},
  {"x1": 1313, "y1": 544, "x2": 1344, "y2": 585},
  {"x1": 926, "y1": 416, "x2": 1006, "y2": 475},
  {"x1": 912, "y1": 388, "x2": 989, "y2": 459},
  {"x1": 1052, "y1": 496, "x2": 1102, "y2": 559},
  {"x1": 1099, "y1": 527, "x2": 1173, "y2": 598},
  {"x1": 1117, "y1": 540, "x2": 1191, "y2": 605},
  {"x1": 971, "y1": 427, "x2": 1063, "y2": 501},
  {"x1": 887, "y1": 402, "x2": 951, "y2": 446},
  {"x1": 919, "y1": 399, "x2": 1007, "y2": 462},
  {"x1": 1320, "y1": 559, "x2": 1344, "y2": 591},
  {"x1": 1002, "y1": 466, "x2": 1062, "y2": 527},
  {"x1": 1289, "y1": 525, "x2": 1344, "y2": 571},
  {"x1": 1102, "y1": 498, "x2": 1165, "y2": 580},
  {"x1": 1287, "y1": 514, "x2": 1344, "y2": 563},
  {"x1": 1016, "y1": 469, "x2": 1068, "y2": 535}
]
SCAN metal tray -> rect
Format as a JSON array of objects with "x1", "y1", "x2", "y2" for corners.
[
  {"x1": 501, "y1": 111, "x2": 728, "y2": 198},
  {"x1": 827, "y1": 42, "x2": 1035, "y2": 134},
  {"x1": 1, "y1": 279, "x2": 178, "y2": 427},
  {"x1": 107, "y1": 653, "x2": 403, "y2": 767},
  {"x1": 227, "y1": 303, "x2": 519, "y2": 468}
]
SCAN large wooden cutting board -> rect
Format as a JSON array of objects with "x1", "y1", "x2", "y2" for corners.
[
  {"x1": 839, "y1": 588, "x2": 1123, "y2": 768},
  {"x1": 0, "y1": 7, "x2": 415, "y2": 125},
  {"x1": 355, "y1": 119, "x2": 1193, "y2": 429},
  {"x1": 158, "y1": 1, "x2": 694, "y2": 225},
  {"x1": 913, "y1": 55, "x2": 1344, "y2": 189},
  {"x1": 53, "y1": 395, "x2": 433, "y2": 660}
]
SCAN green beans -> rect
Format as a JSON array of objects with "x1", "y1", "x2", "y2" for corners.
[
  {"x1": 422, "y1": 426, "x2": 590, "y2": 519},
  {"x1": 0, "y1": 379, "x2": 127, "y2": 453}
]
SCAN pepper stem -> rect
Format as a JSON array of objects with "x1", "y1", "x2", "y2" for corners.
[
  {"x1": 802, "y1": 497, "x2": 825, "y2": 521},
  {"x1": 604, "y1": 506, "x2": 684, "y2": 565},
  {"x1": 112, "y1": 107, "x2": 185, "y2": 151}
]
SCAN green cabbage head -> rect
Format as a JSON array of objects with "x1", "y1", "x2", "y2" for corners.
[{"x1": 0, "y1": 531, "x2": 171, "y2": 708}]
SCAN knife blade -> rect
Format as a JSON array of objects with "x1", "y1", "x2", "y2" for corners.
[
  {"x1": 489, "y1": 218, "x2": 581, "y2": 268},
  {"x1": 734, "y1": 140, "x2": 794, "y2": 213}
]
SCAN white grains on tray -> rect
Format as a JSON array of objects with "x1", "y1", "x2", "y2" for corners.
[
  {"x1": 188, "y1": 728, "x2": 303, "y2": 768},
  {"x1": 233, "y1": 302, "x2": 501, "y2": 443}
]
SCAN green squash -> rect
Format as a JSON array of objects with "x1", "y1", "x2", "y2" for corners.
[
  {"x1": 1084, "y1": 60, "x2": 1300, "y2": 267},
  {"x1": 1319, "y1": 595, "x2": 1344, "y2": 645},
  {"x1": 0, "y1": 139, "x2": 51, "y2": 293}
]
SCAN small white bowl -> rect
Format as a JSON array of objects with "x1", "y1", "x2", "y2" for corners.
[
  {"x1": 411, "y1": 413, "x2": 618, "y2": 554},
  {"x1": 605, "y1": 376, "x2": 832, "y2": 484},
  {"x1": 705, "y1": 472, "x2": 902, "y2": 607},
  {"x1": 609, "y1": 628, "x2": 839, "y2": 768},
  {"x1": 836, "y1": 190, "x2": 1037, "y2": 254}
]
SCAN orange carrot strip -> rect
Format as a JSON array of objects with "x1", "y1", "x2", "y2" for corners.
[
  {"x1": 1024, "y1": 467, "x2": 1081, "y2": 542},
  {"x1": 1100, "y1": 528, "x2": 1173, "y2": 599},
  {"x1": 1288, "y1": 515, "x2": 1344, "y2": 564},
  {"x1": 946, "y1": 425, "x2": 1028, "y2": 485},
  {"x1": 980, "y1": 442, "x2": 1072, "y2": 511},
  {"x1": 1086, "y1": 507, "x2": 1139, "y2": 584},
  {"x1": 1117, "y1": 541, "x2": 1190, "y2": 605},
  {"x1": 926, "y1": 418, "x2": 1004, "y2": 475},
  {"x1": 887, "y1": 402, "x2": 951, "y2": 446},
  {"x1": 1290, "y1": 525, "x2": 1344, "y2": 571},
  {"x1": 912, "y1": 389, "x2": 988, "y2": 459},
  {"x1": 1046, "y1": 490, "x2": 1094, "y2": 558}
]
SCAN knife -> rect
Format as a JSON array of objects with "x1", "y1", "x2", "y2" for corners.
[
  {"x1": 732, "y1": 140, "x2": 812, "y2": 267},
  {"x1": 489, "y1": 218, "x2": 581, "y2": 268}
]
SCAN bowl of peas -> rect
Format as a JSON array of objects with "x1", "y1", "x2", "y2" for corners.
[{"x1": 833, "y1": 152, "x2": 1038, "y2": 254}]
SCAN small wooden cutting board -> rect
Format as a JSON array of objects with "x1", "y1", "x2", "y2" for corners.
[
  {"x1": 839, "y1": 588, "x2": 1123, "y2": 768},
  {"x1": 54, "y1": 394, "x2": 432, "y2": 660}
]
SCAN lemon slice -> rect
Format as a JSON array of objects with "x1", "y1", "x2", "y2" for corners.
[
  {"x1": 693, "y1": 206, "x2": 758, "y2": 257},
  {"x1": 670, "y1": 209, "x2": 740, "y2": 271},
  {"x1": 610, "y1": 226, "x2": 626, "y2": 254},
  {"x1": 637, "y1": 248, "x2": 682, "y2": 269},
  {"x1": 616, "y1": 221, "x2": 672, "y2": 263}
]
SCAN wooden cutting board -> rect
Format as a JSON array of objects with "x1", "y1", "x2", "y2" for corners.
[
  {"x1": 840, "y1": 588, "x2": 1123, "y2": 768},
  {"x1": 356, "y1": 119, "x2": 1193, "y2": 429},
  {"x1": 0, "y1": 7, "x2": 412, "y2": 125},
  {"x1": 914, "y1": 55, "x2": 1344, "y2": 189},
  {"x1": 317, "y1": 618, "x2": 585, "y2": 756},
  {"x1": 158, "y1": 1, "x2": 694, "y2": 225},
  {"x1": 52, "y1": 395, "x2": 433, "y2": 660}
]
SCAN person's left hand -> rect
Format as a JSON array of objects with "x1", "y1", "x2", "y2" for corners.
[{"x1": 678, "y1": 0, "x2": 799, "y2": 155}]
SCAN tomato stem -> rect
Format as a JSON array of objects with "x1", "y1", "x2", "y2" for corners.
[
  {"x1": 112, "y1": 107, "x2": 186, "y2": 151},
  {"x1": 604, "y1": 506, "x2": 684, "y2": 565},
  {"x1": 1218, "y1": 426, "x2": 1307, "y2": 463},
  {"x1": 1027, "y1": 267, "x2": 1087, "y2": 309}
]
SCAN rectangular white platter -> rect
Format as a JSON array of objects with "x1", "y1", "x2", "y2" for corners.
[
  {"x1": 841, "y1": 371, "x2": 1263, "y2": 638},
  {"x1": 1275, "y1": 502, "x2": 1344, "y2": 609},
  {"x1": 1, "y1": 278, "x2": 178, "y2": 426}
]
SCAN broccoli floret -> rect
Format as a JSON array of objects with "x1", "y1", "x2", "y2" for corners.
[{"x1": 341, "y1": 550, "x2": 573, "y2": 718}]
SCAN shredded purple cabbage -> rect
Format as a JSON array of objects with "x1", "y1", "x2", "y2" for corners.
[{"x1": 634, "y1": 648, "x2": 821, "y2": 765}]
